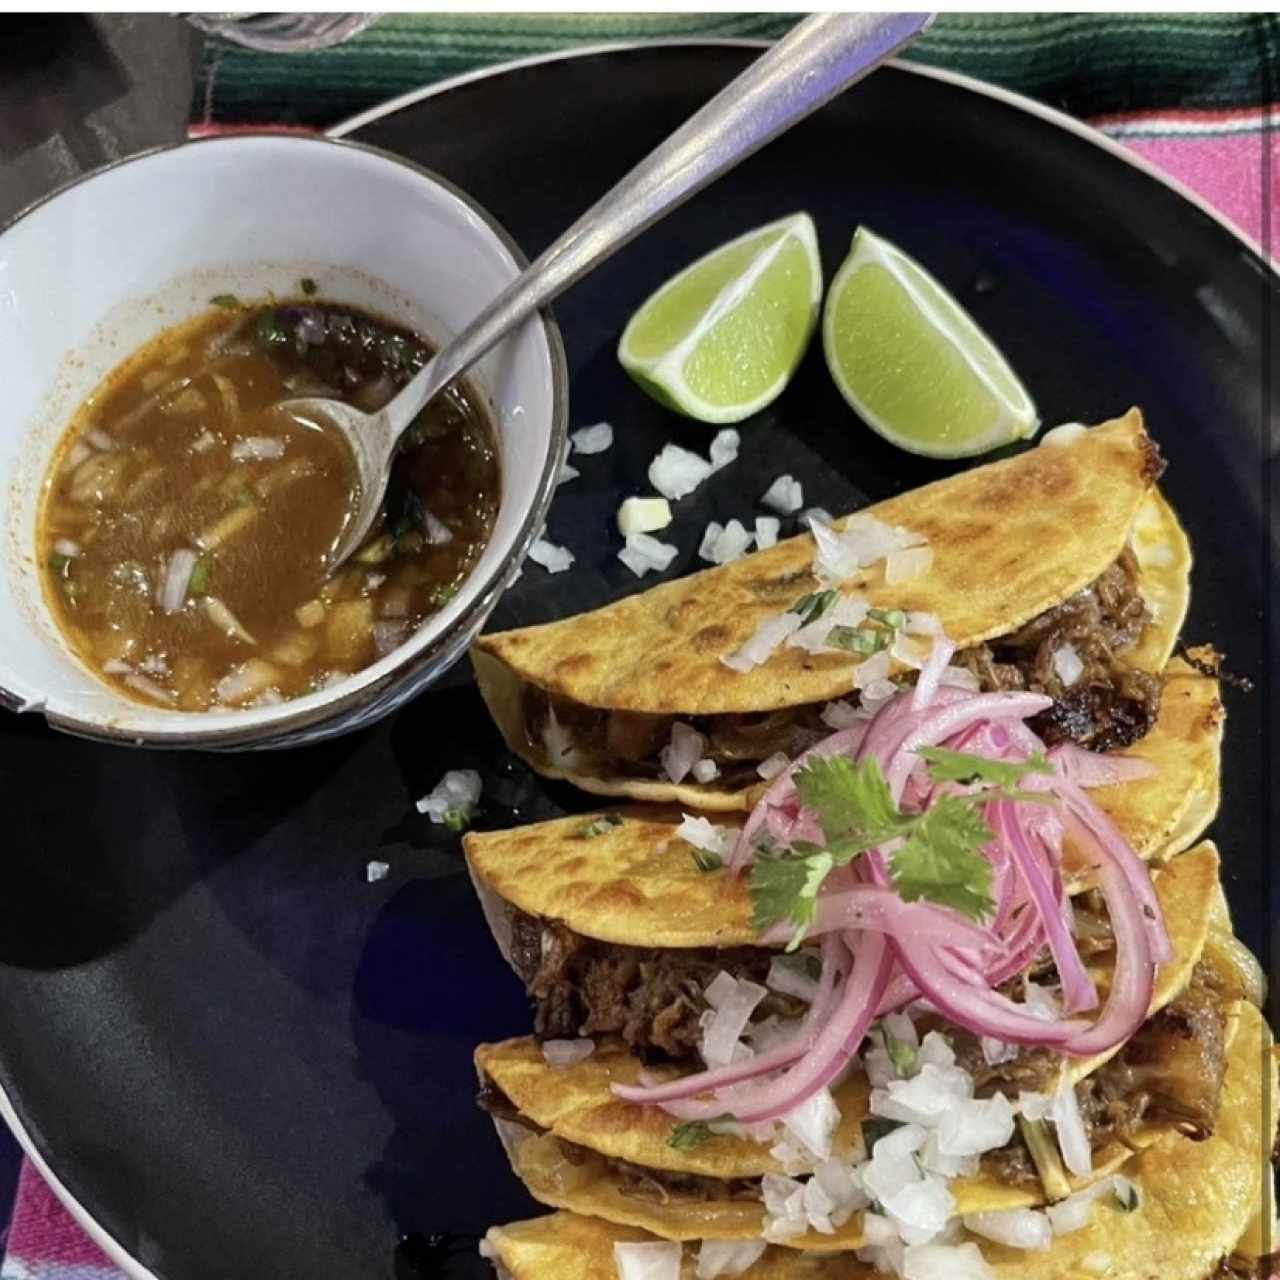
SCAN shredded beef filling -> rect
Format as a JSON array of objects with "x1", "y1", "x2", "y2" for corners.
[
  {"x1": 509, "y1": 908, "x2": 804, "y2": 1060},
  {"x1": 522, "y1": 550, "x2": 1163, "y2": 778}
]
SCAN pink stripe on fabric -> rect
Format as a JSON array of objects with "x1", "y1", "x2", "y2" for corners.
[
  {"x1": 3, "y1": 1163, "x2": 117, "y2": 1273},
  {"x1": 1114, "y1": 129, "x2": 1277, "y2": 252}
]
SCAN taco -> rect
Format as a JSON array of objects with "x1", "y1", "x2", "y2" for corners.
[
  {"x1": 476, "y1": 845, "x2": 1238, "y2": 1248},
  {"x1": 481, "y1": 1003, "x2": 1275, "y2": 1280},
  {"x1": 473, "y1": 411, "x2": 1191, "y2": 811}
]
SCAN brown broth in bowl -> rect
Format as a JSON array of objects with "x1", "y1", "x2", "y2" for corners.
[{"x1": 37, "y1": 296, "x2": 499, "y2": 711}]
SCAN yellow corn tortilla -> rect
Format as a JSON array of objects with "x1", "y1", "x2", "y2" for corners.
[
  {"x1": 473, "y1": 411, "x2": 1188, "y2": 810},
  {"x1": 484, "y1": 1005, "x2": 1274, "y2": 1277},
  {"x1": 464, "y1": 672, "x2": 1219, "y2": 953},
  {"x1": 479, "y1": 847, "x2": 1218, "y2": 1243}
]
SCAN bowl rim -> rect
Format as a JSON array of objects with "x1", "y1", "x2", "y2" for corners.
[{"x1": 0, "y1": 131, "x2": 570, "y2": 748}]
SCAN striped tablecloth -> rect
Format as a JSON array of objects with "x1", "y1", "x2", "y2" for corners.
[{"x1": 4, "y1": 13, "x2": 1276, "y2": 1280}]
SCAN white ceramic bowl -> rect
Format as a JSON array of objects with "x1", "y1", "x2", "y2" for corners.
[{"x1": 0, "y1": 135, "x2": 568, "y2": 748}]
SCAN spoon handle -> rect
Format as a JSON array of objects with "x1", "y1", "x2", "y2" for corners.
[{"x1": 390, "y1": 12, "x2": 932, "y2": 428}]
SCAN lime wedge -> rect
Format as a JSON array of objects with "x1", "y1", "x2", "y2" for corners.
[
  {"x1": 822, "y1": 227, "x2": 1038, "y2": 458},
  {"x1": 618, "y1": 212, "x2": 822, "y2": 424}
]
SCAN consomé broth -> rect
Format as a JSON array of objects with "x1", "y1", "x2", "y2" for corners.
[{"x1": 37, "y1": 295, "x2": 499, "y2": 710}]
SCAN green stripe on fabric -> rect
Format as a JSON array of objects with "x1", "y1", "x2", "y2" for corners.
[{"x1": 192, "y1": 12, "x2": 1280, "y2": 129}]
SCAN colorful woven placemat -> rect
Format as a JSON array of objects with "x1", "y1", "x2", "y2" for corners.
[{"x1": 5, "y1": 13, "x2": 1277, "y2": 1280}]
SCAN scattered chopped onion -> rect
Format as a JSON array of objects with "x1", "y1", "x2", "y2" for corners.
[
  {"x1": 103, "y1": 659, "x2": 131, "y2": 675},
  {"x1": 1050, "y1": 1076, "x2": 1091, "y2": 1178},
  {"x1": 420, "y1": 509, "x2": 453, "y2": 545},
  {"x1": 660, "y1": 722, "x2": 706, "y2": 784},
  {"x1": 230, "y1": 436, "x2": 285, "y2": 462},
  {"x1": 755, "y1": 516, "x2": 781, "y2": 549},
  {"x1": 125, "y1": 672, "x2": 174, "y2": 702},
  {"x1": 66, "y1": 440, "x2": 92, "y2": 469},
  {"x1": 619, "y1": 532, "x2": 678, "y2": 578},
  {"x1": 709, "y1": 428, "x2": 740, "y2": 471},
  {"x1": 571, "y1": 421, "x2": 613, "y2": 454},
  {"x1": 366, "y1": 860, "x2": 389, "y2": 883},
  {"x1": 676, "y1": 814, "x2": 735, "y2": 858},
  {"x1": 700, "y1": 973, "x2": 766, "y2": 1066},
  {"x1": 204, "y1": 595, "x2": 256, "y2": 644},
  {"x1": 158, "y1": 549, "x2": 198, "y2": 614},
  {"x1": 541, "y1": 705, "x2": 579, "y2": 769},
  {"x1": 821, "y1": 699, "x2": 862, "y2": 729},
  {"x1": 541, "y1": 1038, "x2": 595, "y2": 1067},
  {"x1": 649, "y1": 443, "x2": 713, "y2": 500},
  {"x1": 1053, "y1": 643, "x2": 1084, "y2": 687},
  {"x1": 617, "y1": 497, "x2": 672, "y2": 536},
  {"x1": 529, "y1": 538, "x2": 574, "y2": 574},
  {"x1": 902, "y1": 1241, "x2": 994, "y2": 1280},
  {"x1": 721, "y1": 611, "x2": 803, "y2": 672},
  {"x1": 416, "y1": 769, "x2": 482, "y2": 824},
  {"x1": 373, "y1": 620, "x2": 408, "y2": 657},
  {"x1": 613, "y1": 1240, "x2": 681, "y2": 1280},
  {"x1": 885, "y1": 545, "x2": 934, "y2": 584},
  {"x1": 53, "y1": 538, "x2": 80, "y2": 558},
  {"x1": 705, "y1": 519, "x2": 753, "y2": 565},
  {"x1": 556, "y1": 460, "x2": 580, "y2": 485},
  {"x1": 779, "y1": 1085, "x2": 840, "y2": 1162},
  {"x1": 939, "y1": 665, "x2": 981, "y2": 692},
  {"x1": 691, "y1": 758, "x2": 720, "y2": 784},
  {"x1": 86, "y1": 427, "x2": 115, "y2": 451},
  {"x1": 1045, "y1": 1177, "x2": 1119, "y2": 1235},
  {"x1": 801, "y1": 507, "x2": 834, "y2": 528},
  {"x1": 767, "y1": 954, "x2": 820, "y2": 1003},
  {"x1": 760, "y1": 474, "x2": 803, "y2": 513},
  {"x1": 757, "y1": 751, "x2": 790, "y2": 781},
  {"x1": 696, "y1": 1238, "x2": 766, "y2": 1279},
  {"x1": 852, "y1": 648, "x2": 892, "y2": 690},
  {"x1": 1040, "y1": 422, "x2": 1088, "y2": 448},
  {"x1": 962, "y1": 1207, "x2": 1052, "y2": 1251}
]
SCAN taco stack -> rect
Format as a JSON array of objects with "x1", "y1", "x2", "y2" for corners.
[{"x1": 462, "y1": 416, "x2": 1272, "y2": 1278}]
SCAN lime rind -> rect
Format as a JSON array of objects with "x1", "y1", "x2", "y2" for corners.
[
  {"x1": 822, "y1": 226, "x2": 1039, "y2": 459},
  {"x1": 619, "y1": 212, "x2": 822, "y2": 425}
]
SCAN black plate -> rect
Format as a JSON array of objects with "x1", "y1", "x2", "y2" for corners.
[{"x1": 0, "y1": 45, "x2": 1273, "y2": 1280}]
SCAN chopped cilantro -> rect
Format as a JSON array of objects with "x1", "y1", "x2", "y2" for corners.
[
  {"x1": 576, "y1": 814, "x2": 623, "y2": 839},
  {"x1": 254, "y1": 310, "x2": 289, "y2": 349},
  {"x1": 299, "y1": 277, "x2": 318, "y2": 296},
  {"x1": 880, "y1": 1026, "x2": 918, "y2": 1077},
  {"x1": 47, "y1": 552, "x2": 71, "y2": 574},
  {"x1": 890, "y1": 794, "x2": 995, "y2": 921},
  {"x1": 210, "y1": 293, "x2": 241, "y2": 308},
  {"x1": 827, "y1": 624, "x2": 889, "y2": 656},
  {"x1": 867, "y1": 607, "x2": 907, "y2": 630},
  {"x1": 690, "y1": 846, "x2": 723, "y2": 873},
  {"x1": 749, "y1": 848, "x2": 833, "y2": 944},
  {"x1": 443, "y1": 807, "x2": 471, "y2": 833},
  {"x1": 790, "y1": 589, "x2": 840, "y2": 627},
  {"x1": 668, "y1": 1120, "x2": 716, "y2": 1151},
  {"x1": 917, "y1": 746, "x2": 1053, "y2": 791},
  {"x1": 187, "y1": 555, "x2": 211, "y2": 597},
  {"x1": 794, "y1": 755, "x2": 914, "y2": 855}
]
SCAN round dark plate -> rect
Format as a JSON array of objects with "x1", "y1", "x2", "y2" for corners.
[{"x1": 0, "y1": 44, "x2": 1273, "y2": 1280}]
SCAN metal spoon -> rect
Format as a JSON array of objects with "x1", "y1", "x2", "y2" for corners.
[{"x1": 294, "y1": 12, "x2": 933, "y2": 568}]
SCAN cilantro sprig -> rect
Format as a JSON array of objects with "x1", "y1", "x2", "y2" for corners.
[{"x1": 748, "y1": 749, "x2": 1057, "y2": 945}]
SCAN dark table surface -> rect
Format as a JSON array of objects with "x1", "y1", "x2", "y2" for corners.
[{"x1": 0, "y1": 10, "x2": 202, "y2": 1235}]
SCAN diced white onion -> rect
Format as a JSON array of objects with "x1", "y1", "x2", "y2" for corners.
[
  {"x1": 676, "y1": 814, "x2": 735, "y2": 858},
  {"x1": 754, "y1": 516, "x2": 780, "y2": 549},
  {"x1": 366, "y1": 860, "x2": 389, "y2": 883},
  {"x1": 421, "y1": 509, "x2": 453, "y2": 545},
  {"x1": 619, "y1": 531, "x2": 678, "y2": 578},
  {"x1": 613, "y1": 1240, "x2": 681, "y2": 1280},
  {"x1": 125, "y1": 672, "x2": 174, "y2": 702},
  {"x1": 415, "y1": 769, "x2": 482, "y2": 823},
  {"x1": 760, "y1": 474, "x2": 803, "y2": 514},
  {"x1": 939, "y1": 665, "x2": 981, "y2": 692},
  {"x1": 541, "y1": 1038, "x2": 595, "y2": 1067},
  {"x1": 1045, "y1": 1177, "x2": 1119, "y2": 1235},
  {"x1": 556, "y1": 460, "x2": 580, "y2": 485},
  {"x1": 891, "y1": 631, "x2": 934, "y2": 670},
  {"x1": 700, "y1": 973, "x2": 765, "y2": 1066},
  {"x1": 696, "y1": 1238, "x2": 766, "y2": 1279},
  {"x1": 691, "y1": 758, "x2": 720, "y2": 784},
  {"x1": 649, "y1": 443, "x2": 713, "y2": 500},
  {"x1": 1040, "y1": 422, "x2": 1088, "y2": 448},
  {"x1": 707, "y1": 518, "x2": 753, "y2": 565},
  {"x1": 821, "y1": 699, "x2": 862, "y2": 729},
  {"x1": 528, "y1": 538, "x2": 574, "y2": 574},
  {"x1": 66, "y1": 440, "x2": 92, "y2": 469},
  {"x1": 660, "y1": 722, "x2": 706, "y2": 784},
  {"x1": 617, "y1": 496, "x2": 672, "y2": 536},
  {"x1": 53, "y1": 538, "x2": 81, "y2": 558},
  {"x1": 86, "y1": 427, "x2": 115, "y2": 451},
  {"x1": 698, "y1": 521, "x2": 723, "y2": 560},
  {"x1": 721, "y1": 611, "x2": 803, "y2": 673},
  {"x1": 158, "y1": 549, "x2": 198, "y2": 614},
  {"x1": 802, "y1": 507, "x2": 834, "y2": 528},
  {"x1": 541, "y1": 705, "x2": 579, "y2": 769},
  {"x1": 230, "y1": 436, "x2": 285, "y2": 462},
  {"x1": 980, "y1": 1037, "x2": 1018, "y2": 1066},
  {"x1": 571, "y1": 421, "x2": 613, "y2": 454},
  {"x1": 203, "y1": 595, "x2": 256, "y2": 644},
  {"x1": 885, "y1": 545, "x2": 934, "y2": 584},
  {"x1": 780, "y1": 1086, "x2": 840, "y2": 1162},
  {"x1": 709, "y1": 428, "x2": 740, "y2": 471},
  {"x1": 1080, "y1": 1252, "x2": 1114, "y2": 1275},
  {"x1": 902, "y1": 1241, "x2": 994, "y2": 1280},
  {"x1": 767, "y1": 954, "x2": 819, "y2": 1002},
  {"x1": 1052, "y1": 1080, "x2": 1092, "y2": 1178},
  {"x1": 757, "y1": 751, "x2": 790, "y2": 780},
  {"x1": 373, "y1": 620, "x2": 408, "y2": 657},
  {"x1": 962, "y1": 1208, "x2": 1052, "y2": 1251},
  {"x1": 852, "y1": 648, "x2": 893, "y2": 690},
  {"x1": 1053, "y1": 643, "x2": 1084, "y2": 687},
  {"x1": 103, "y1": 659, "x2": 132, "y2": 675}
]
